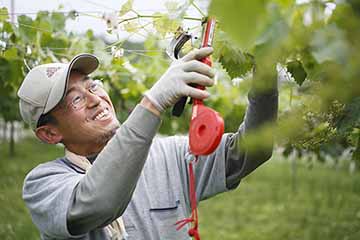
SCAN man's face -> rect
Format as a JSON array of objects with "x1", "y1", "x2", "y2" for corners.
[{"x1": 51, "y1": 71, "x2": 120, "y2": 153}]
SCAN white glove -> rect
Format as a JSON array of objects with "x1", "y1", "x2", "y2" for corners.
[{"x1": 144, "y1": 47, "x2": 215, "y2": 112}]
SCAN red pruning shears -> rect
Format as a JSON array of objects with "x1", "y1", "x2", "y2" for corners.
[{"x1": 167, "y1": 17, "x2": 224, "y2": 156}]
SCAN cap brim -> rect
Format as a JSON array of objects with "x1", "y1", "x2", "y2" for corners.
[{"x1": 43, "y1": 53, "x2": 99, "y2": 113}]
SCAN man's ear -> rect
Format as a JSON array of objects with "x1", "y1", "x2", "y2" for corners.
[{"x1": 35, "y1": 125, "x2": 63, "y2": 144}]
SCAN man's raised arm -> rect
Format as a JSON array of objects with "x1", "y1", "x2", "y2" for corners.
[{"x1": 224, "y1": 75, "x2": 278, "y2": 189}]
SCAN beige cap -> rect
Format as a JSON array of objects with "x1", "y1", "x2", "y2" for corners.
[{"x1": 17, "y1": 53, "x2": 99, "y2": 130}]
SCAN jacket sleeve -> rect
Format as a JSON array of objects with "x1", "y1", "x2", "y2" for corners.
[
  {"x1": 66, "y1": 104, "x2": 161, "y2": 235},
  {"x1": 22, "y1": 104, "x2": 161, "y2": 238},
  {"x1": 22, "y1": 162, "x2": 84, "y2": 238},
  {"x1": 224, "y1": 77, "x2": 278, "y2": 190},
  {"x1": 171, "y1": 78, "x2": 278, "y2": 204}
]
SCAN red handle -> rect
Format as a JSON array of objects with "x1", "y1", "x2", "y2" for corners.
[
  {"x1": 193, "y1": 17, "x2": 216, "y2": 106},
  {"x1": 193, "y1": 57, "x2": 210, "y2": 106},
  {"x1": 189, "y1": 17, "x2": 224, "y2": 156}
]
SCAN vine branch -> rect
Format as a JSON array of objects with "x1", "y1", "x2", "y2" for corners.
[
  {"x1": 191, "y1": 1, "x2": 206, "y2": 17},
  {"x1": 117, "y1": 14, "x2": 203, "y2": 25}
]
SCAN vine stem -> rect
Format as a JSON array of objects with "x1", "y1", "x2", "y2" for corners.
[
  {"x1": 117, "y1": 14, "x2": 202, "y2": 25},
  {"x1": 78, "y1": 12, "x2": 103, "y2": 20},
  {"x1": 191, "y1": 1, "x2": 206, "y2": 17},
  {"x1": 104, "y1": 19, "x2": 163, "y2": 50}
]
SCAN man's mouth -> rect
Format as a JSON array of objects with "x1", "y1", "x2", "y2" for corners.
[{"x1": 93, "y1": 108, "x2": 111, "y2": 121}]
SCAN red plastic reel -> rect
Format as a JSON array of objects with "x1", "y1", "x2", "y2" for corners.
[{"x1": 189, "y1": 104, "x2": 224, "y2": 156}]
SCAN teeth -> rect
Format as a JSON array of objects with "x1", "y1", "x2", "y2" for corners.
[{"x1": 94, "y1": 109, "x2": 109, "y2": 121}]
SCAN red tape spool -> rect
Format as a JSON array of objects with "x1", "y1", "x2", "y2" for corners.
[
  {"x1": 188, "y1": 17, "x2": 224, "y2": 156},
  {"x1": 189, "y1": 103, "x2": 224, "y2": 156}
]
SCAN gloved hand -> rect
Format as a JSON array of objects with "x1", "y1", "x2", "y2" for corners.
[{"x1": 144, "y1": 47, "x2": 215, "y2": 112}]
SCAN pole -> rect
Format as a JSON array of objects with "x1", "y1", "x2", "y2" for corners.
[{"x1": 10, "y1": 0, "x2": 15, "y2": 24}]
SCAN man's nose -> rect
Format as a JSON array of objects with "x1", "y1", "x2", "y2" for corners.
[{"x1": 86, "y1": 91, "x2": 101, "y2": 108}]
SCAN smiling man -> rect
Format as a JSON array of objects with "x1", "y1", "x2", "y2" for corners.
[
  {"x1": 18, "y1": 49, "x2": 278, "y2": 240},
  {"x1": 36, "y1": 71, "x2": 121, "y2": 155}
]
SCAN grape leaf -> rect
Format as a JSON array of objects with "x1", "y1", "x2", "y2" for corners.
[
  {"x1": 165, "y1": 0, "x2": 189, "y2": 19},
  {"x1": 209, "y1": 0, "x2": 267, "y2": 50},
  {"x1": 213, "y1": 31, "x2": 254, "y2": 79},
  {"x1": 310, "y1": 24, "x2": 349, "y2": 65},
  {"x1": 165, "y1": 1, "x2": 179, "y2": 13},
  {"x1": 120, "y1": 0, "x2": 134, "y2": 16},
  {"x1": 337, "y1": 97, "x2": 360, "y2": 135},
  {"x1": 51, "y1": 12, "x2": 66, "y2": 31},
  {"x1": 123, "y1": 21, "x2": 139, "y2": 32},
  {"x1": 2, "y1": 21, "x2": 14, "y2": 34},
  {"x1": 273, "y1": 0, "x2": 294, "y2": 8},
  {"x1": 17, "y1": 15, "x2": 36, "y2": 42},
  {"x1": 4, "y1": 48, "x2": 18, "y2": 59},
  {"x1": 34, "y1": 11, "x2": 53, "y2": 33},
  {"x1": 0, "y1": 7, "x2": 9, "y2": 22},
  {"x1": 348, "y1": 0, "x2": 360, "y2": 16},
  {"x1": 286, "y1": 60, "x2": 307, "y2": 86},
  {"x1": 152, "y1": 13, "x2": 180, "y2": 37},
  {"x1": 353, "y1": 137, "x2": 360, "y2": 161},
  {"x1": 40, "y1": 33, "x2": 68, "y2": 53},
  {"x1": 219, "y1": 45, "x2": 254, "y2": 79}
]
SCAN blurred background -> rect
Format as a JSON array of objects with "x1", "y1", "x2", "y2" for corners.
[{"x1": 0, "y1": 0, "x2": 359, "y2": 239}]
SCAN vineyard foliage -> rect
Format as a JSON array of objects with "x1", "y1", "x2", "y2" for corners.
[{"x1": 0, "y1": 0, "x2": 359, "y2": 163}]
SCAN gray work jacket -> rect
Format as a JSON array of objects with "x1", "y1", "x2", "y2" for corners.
[{"x1": 23, "y1": 88, "x2": 278, "y2": 239}]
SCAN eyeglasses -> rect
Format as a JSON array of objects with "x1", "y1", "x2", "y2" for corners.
[{"x1": 65, "y1": 79, "x2": 106, "y2": 111}]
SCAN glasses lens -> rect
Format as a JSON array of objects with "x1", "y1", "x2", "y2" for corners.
[
  {"x1": 70, "y1": 80, "x2": 105, "y2": 110},
  {"x1": 94, "y1": 79, "x2": 103, "y2": 87},
  {"x1": 72, "y1": 95, "x2": 86, "y2": 110}
]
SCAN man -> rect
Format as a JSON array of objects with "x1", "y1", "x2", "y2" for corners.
[{"x1": 18, "y1": 47, "x2": 278, "y2": 239}]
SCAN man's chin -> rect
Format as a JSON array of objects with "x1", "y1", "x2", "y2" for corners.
[{"x1": 94, "y1": 121, "x2": 120, "y2": 144}]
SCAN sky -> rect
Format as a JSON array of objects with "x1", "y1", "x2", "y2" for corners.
[{"x1": 0, "y1": 0, "x2": 208, "y2": 42}]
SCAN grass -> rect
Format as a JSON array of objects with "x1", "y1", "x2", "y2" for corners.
[
  {"x1": 0, "y1": 137, "x2": 63, "y2": 240},
  {"x1": 1, "y1": 137, "x2": 360, "y2": 239},
  {"x1": 199, "y1": 159, "x2": 360, "y2": 240}
]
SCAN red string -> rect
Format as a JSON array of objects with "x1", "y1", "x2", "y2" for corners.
[{"x1": 175, "y1": 156, "x2": 200, "y2": 240}]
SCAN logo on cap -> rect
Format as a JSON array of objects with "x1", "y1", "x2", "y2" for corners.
[{"x1": 46, "y1": 67, "x2": 61, "y2": 78}]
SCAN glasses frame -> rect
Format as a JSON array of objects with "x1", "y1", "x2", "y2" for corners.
[{"x1": 63, "y1": 79, "x2": 106, "y2": 111}]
